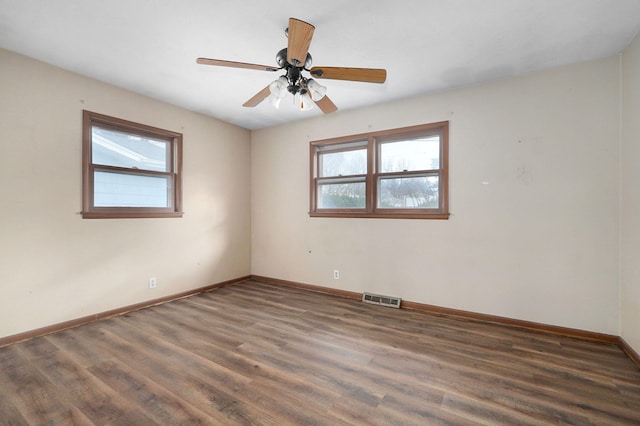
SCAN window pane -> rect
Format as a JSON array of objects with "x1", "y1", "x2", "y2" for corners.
[
  {"x1": 94, "y1": 171, "x2": 170, "y2": 207},
  {"x1": 379, "y1": 136, "x2": 439, "y2": 173},
  {"x1": 320, "y1": 148, "x2": 367, "y2": 177},
  {"x1": 92, "y1": 126, "x2": 168, "y2": 172},
  {"x1": 378, "y1": 176, "x2": 439, "y2": 208},
  {"x1": 319, "y1": 182, "x2": 366, "y2": 208}
]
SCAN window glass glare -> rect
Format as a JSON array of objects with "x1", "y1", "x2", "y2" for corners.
[
  {"x1": 319, "y1": 182, "x2": 366, "y2": 208},
  {"x1": 94, "y1": 171, "x2": 170, "y2": 208},
  {"x1": 378, "y1": 175, "x2": 439, "y2": 209},
  {"x1": 92, "y1": 127, "x2": 168, "y2": 172},
  {"x1": 320, "y1": 148, "x2": 367, "y2": 177},
  {"x1": 379, "y1": 136, "x2": 439, "y2": 173}
]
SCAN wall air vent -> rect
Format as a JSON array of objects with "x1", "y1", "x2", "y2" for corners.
[{"x1": 362, "y1": 292, "x2": 401, "y2": 309}]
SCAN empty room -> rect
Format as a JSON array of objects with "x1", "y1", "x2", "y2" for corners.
[{"x1": 1, "y1": 1, "x2": 640, "y2": 424}]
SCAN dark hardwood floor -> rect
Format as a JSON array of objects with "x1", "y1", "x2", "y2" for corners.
[{"x1": 1, "y1": 280, "x2": 639, "y2": 425}]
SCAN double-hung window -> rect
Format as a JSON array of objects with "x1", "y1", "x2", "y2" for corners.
[
  {"x1": 82, "y1": 110, "x2": 183, "y2": 219},
  {"x1": 310, "y1": 121, "x2": 449, "y2": 219}
]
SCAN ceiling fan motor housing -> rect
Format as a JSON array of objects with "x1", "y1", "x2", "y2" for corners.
[
  {"x1": 286, "y1": 66, "x2": 302, "y2": 94},
  {"x1": 276, "y1": 48, "x2": 312, "y2": 69},
  {"x1": 275, "y1": 49, "x2": 312, "y2": 94}
]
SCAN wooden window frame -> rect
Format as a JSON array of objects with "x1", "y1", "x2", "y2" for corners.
[
  {"x1": 82, "y1": 110, "x2": 183, "y2": 219},
  {"x1": 309, "y1": 121, "x2": 449, "y2": 219}
]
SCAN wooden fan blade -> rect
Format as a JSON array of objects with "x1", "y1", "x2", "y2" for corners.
[
  {"x1": 197, "y1": 58, "x2": 280, "y2": 72},
  {"x1": 309, "y1": 67, "x2": 387, "y2": 83},
  {"x1": 243, "y1": 85, "x2": 272, "y2": 107},
  {"x1": 313, "y1": 95, "x2": 338, "y2": 114},
  {"x1": 287, "y1": 18, "x2": 315, "y2": 67}
]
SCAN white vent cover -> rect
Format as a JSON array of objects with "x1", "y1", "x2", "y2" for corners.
[{"x1": 362, "y1": 292, "x2": 401, "y2": 308}]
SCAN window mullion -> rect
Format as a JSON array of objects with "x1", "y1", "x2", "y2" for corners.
[{"x1": 367, "y1": 136, "x2": 375, "y2": 213}]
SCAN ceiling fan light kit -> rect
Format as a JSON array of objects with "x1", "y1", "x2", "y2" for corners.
[
  {"x1": 197, "y1": 17, "x2": 387, "y2": 114},
  {"x1": 269, "y1": 76, "x2": 288, "y2": 99}
]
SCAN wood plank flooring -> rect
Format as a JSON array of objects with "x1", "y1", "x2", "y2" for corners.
[{"x1": 1, "y1": 280, "x2": 639, "y2": 425}]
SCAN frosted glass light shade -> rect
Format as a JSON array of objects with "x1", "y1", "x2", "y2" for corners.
[
  {"x1": 307, "y1": 79, "x2": 327, "y2": 101},
  {"x1": 269, "y1": 76, "x2": 288, "y2": 98},
  {"x1": 299, "y1": 92, "x2": 314, "y2": 111}
]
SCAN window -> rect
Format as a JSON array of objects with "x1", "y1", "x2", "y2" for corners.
[
  {"x1": 82, "y1": 110, "x2": 183, "y2": 219},
  {"x1": 310, "y1": 121, "x2": 449, "y2": 219}
]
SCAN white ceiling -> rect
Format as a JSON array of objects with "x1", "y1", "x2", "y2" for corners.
[{"x1": 2, "y1": 1, "x2": 640, "y2": 130}]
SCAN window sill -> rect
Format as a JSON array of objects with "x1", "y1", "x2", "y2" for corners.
[
  {"x1": 308, "y1": 211, "x2": 450, "y2": 220},
  {"x1": 82, "y1": 211, "x2": 184, "y2": 219}
]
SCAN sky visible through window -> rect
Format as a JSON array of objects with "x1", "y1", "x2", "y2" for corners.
[{"x1": 92, "y1": 127, "x2": 170, "y2": 208}]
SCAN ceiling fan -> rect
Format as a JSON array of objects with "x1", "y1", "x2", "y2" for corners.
[{"x1": 196, "y1": 18, "x2": 387, "y2": 114}]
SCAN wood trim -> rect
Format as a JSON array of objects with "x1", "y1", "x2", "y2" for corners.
[
  {"x1": 619, "y1": 337, "x2": 640, "y2": 369},
  {"x1": 251, "y1": 275, "x2": 362, "y2": 300},
  {"x1": 439, "y1": 121, "x2": 450, "y2": 214},
  {"x1": 400, "y1": 300, "x2": 619, "y2": 344},
  {"x1": 251, "y1": 275, "x2": 619, "y2": 345},
  {"x1": 308, "y1": 212, "x2": 451, "y2": 219},
  {"x1": 81, "y1": 211, "x2": 184, "y2": 219},
  {"x1": 368, "y1": 136, "x2": 375, "y2": 212},
  {"x1": 0, "y1": 276, "x2": 250, "y2": 348}
]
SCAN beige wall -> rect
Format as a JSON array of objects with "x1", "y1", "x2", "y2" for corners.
[
  {"x1": 0, "y1": 49, "x2": 252, "y2": 339},
  {"x1": 252, "y1": 56, "x2": 621, "y2": 334},
  {"x1": 622, "y1": 34, "x2": 640, "y2": 353},
  {"x1": 2, "y1": 42, "x2": 635, "y2": 347}
]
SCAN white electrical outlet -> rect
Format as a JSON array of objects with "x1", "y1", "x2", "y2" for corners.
[
  {"x1": 333, "y1": 269, "x2": 340, "y2": 280},
  {"x1": 149, "y1": 277, "x2": 157, "y2": 289}
]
